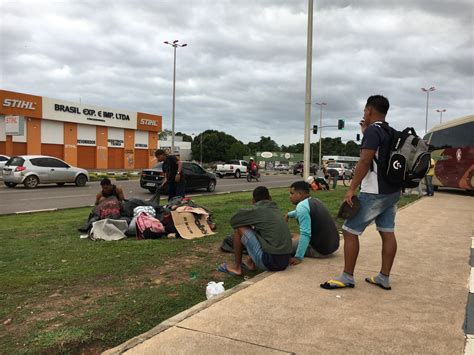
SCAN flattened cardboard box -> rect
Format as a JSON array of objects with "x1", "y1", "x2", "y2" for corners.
[{"x1": 171, "y1": 211, "x2": 215, "y2": 240}]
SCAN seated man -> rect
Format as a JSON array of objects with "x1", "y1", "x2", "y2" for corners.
[
  {"x1": 218, "y1": 186, "x2": 293, "y2": 276},
  {"x1": 95, "y1": 178, "x2": 125, "y2": 205},
  {"x1": 286, "y1": 181, "x2": 339, "y2": 265}
]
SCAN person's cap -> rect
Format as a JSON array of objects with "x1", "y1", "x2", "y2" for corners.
[{"x1": 337, "y1": 196, "x2": 361, "y2": 220}]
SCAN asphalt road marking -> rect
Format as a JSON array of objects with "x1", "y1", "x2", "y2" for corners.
[{"x1": 19, "y1": 194, "x2": 91, "y2": 201}]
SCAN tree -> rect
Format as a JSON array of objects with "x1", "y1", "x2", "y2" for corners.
[
  {"x1": 227, "y1": 141, "x2": 249, "y2": 160},
  {"x1": 191, "y1": 130, "x2": 241, "y2": 163},
  {"x1": 176, "y1": 131, "x2": 193, "y2": 142},
  {"x1": 345, "y1": 140, "x2": 360, "y2": 157},
  {"x1": 248, "y1": 136, "x2": 280, "y2": 154}
]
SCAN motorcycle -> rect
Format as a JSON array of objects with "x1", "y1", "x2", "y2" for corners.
[{"x1": 246, "y1": 170, "x2": 261, "y2": 182}]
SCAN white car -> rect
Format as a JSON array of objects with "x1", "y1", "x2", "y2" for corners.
[
  {"x1": 216, "y1": 160, "x2": 249, "y2": 178},
  {"x1": 0, "y1": 155, "x2": 9, "y2": 179},
  {"x1": 3, "y1": 155, "x2": 89, "y2": 189},
  {"x1": 327, "y1": 162, "x2": 353, "y2": 178}
]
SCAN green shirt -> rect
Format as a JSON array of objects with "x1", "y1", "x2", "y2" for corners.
[{"x1": 230, "y1": 200, "x2": 292, "y2": 255}]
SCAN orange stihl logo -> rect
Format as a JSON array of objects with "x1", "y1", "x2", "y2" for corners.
[{"x1": 3, "y1": 99, "x2": 36, "y2": 110}]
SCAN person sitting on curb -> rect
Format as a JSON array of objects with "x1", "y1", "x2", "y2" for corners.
[
  {"x1": 95, "y1": 178, "x2": 125, "y2": 205},
  {"x1": 218, "y1": 186, "x2": 293, "y2": 276},
  {"x1": 285, "y1": 181, "x2": 340, "y2": 265}
]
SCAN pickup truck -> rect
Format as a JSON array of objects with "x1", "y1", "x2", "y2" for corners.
[
  {"x1": 326, "y1": 162, "x2": 353, "y2": 178},
  {"x1": 216, "y1": 160, "x2": 248, "y2": 178}
]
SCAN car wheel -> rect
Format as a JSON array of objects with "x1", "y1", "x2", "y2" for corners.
[
  {"x1": 75, "y1": 174, "x2": 87, "y2": 187},
  {"x1": 234, "y1": 170, "x2": 241, "y2": 178},
  {"x1": 218, "y1": 174, "x2": 224, "y2": 179},
  {"x1": 24, "y1": 175, "x2": 39, "y2": 189},
  {"x1": 4, "y1": 182, "x2": 17, "y2": 188},
  {"x1": 148, "y1": 188, "x2": 156, "y2": 193},
  {"x1": 56, "y1": 182, "x2": 65, "y2": 186},
  {"x1": 207, "y1": 180, "x2": 216, "y2": 192}
]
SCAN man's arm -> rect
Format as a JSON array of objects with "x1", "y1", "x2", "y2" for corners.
[
  {"x1": 95, "y1": 192, "x2": 102, "y2": 205},
  {"x1": 293, "y1": 204, "x2": 311, "y2": 261},
  {"x1": 116, "y1": 187, "x2": 125, "y2": 201},
  {"x1": 175, "y1": 159, "x2": 183, "y2": 183},
  {"x1": 344, "y1": 148, "x2": 376, "y2": 206}
]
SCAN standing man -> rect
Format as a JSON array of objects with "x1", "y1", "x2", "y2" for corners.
[
  {"x1": 218, "y1": 186, "x2": 293, "y2": 276},
  {"x1": 154, "y1": 149, "x2": 185, "y2": 201},
  {"x1": 285, "y1": 181, "x2": 339, "y2": 264},
  {"x1": 425, "y1": 158, "x2": 435, "y2": 196},
  {"x1": 321, "y1": 95, "x2": 401, "y2": 291}
]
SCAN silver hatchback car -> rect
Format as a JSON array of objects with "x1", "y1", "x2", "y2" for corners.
[{"x1": 3, "y1": 155, "x2": 89, "y2": 189}]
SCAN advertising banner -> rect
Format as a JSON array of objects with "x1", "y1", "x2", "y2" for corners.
[
  {"x1": 5, "y1": 115, "x2": 25, "y2": 136},
  {"x1": 42, "y1": 97, "x2": 137, "y2": 129}
]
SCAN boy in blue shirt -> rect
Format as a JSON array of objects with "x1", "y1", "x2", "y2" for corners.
[{"x1": 285, "y1": 181, "x2": 340, "y2": 265}]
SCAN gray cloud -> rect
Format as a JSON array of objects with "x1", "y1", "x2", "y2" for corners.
[{"x1": 1, "y1": 0, "x2": 472, "y2": 146}]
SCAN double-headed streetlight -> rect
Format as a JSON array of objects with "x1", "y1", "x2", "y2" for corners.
[
  {"x1": 315, "y1": 102, "x2": 327, "y2": 169},
  {"x1": 164, "y1": 39, "x2": 187, "y2": 153},
  {"x1": 421, "y1": 87, "x2": 436, "y2": 134},
  {"x1": 436, "y1": 108, "x2": 446, "y2": 124}
]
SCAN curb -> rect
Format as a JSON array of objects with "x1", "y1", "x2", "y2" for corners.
[
  {"x1": 103, "y1": 271, "x2": 272, "y2": 354},
  {"x1": 464, "y1": 231, "x2": 474, "y2": 354}
]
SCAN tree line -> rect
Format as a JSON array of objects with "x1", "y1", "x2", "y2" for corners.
[{"x1": 159, "y1": 129, "x2": 360, "y2": 163}]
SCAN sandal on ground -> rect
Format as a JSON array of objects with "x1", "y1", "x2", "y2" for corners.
[
  {"x1": 320, "y1": 279, "x2": 355, "y2": 290},
  {"x1": 240, "y1": 262, "x2": 257, "y2": 272},
  {"x1": 217, "y1": 262, "x2": 241, "y2": 277},
  {"x1": 365, "y1": 277, "x2": 391, "y2": 290}
]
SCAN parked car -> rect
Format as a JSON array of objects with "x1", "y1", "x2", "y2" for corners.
[
  {"x1": 293, "y1": 161, "x2": 318, "y2": 175},
  {"x1": 0, "y1": 154, "x2": 9, "y2": 179},
  {"x1": 140, "y1": 161, "x2": 217, "y2": 193},
  {"x1": 274, "y1": 164, "x2": 289, "y2": 171},
  {"x1": 216, "y1": 160, "x2": 248, "y2": 178},
  {"x1": 326, "y1": 162, "x2": 353, "y2": 178},
  {"x1": 2, "y1": 155, "x2": 89, "y2": 189}
]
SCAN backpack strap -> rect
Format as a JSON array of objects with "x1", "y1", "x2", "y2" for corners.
[{"x1": 370, "y1": 122, "x2": 392, "y2": 171}]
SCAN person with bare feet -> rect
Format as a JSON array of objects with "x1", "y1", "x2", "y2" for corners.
[{"x1": 217, "y1": 186, "x2": 292, "y2": 276}]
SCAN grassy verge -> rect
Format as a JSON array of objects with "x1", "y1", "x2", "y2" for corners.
[{"x1": 0, "y1": 187, "x2": 418, "y2": 353}]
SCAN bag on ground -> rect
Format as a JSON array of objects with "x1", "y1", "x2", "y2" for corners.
[{"x1": 206, "y1": 281, "x2": 225, "y2": 299}]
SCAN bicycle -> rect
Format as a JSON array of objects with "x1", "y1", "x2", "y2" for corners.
[{"x1": 341, "y1": 172, "x2": 352, "y2": 187}]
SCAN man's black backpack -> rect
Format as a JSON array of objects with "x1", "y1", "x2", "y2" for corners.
[{"x1": 374, "y1": 122, "x2": 431, "y2": 188}]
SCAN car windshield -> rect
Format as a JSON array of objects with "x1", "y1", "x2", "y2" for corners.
[
  {"x1": 6, "y1": 156, "x2": 25, "y2": 166},
  {"x1": 151, "y1": 162, "x2": 163, "y2": 171},
  {"x1": 328, "y1": 164, "x2": 340, "y2": 168}
]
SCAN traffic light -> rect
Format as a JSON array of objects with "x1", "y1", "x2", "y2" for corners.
[
  {"x1": 356, "y1": 133, "x2": 360, "y2": 141},
  {"x1": 338, "y1": 119, "x2": 345, "y2": 130},
  {"x1": 312, "y1": 125, "x2": 318, "y2": 134}
]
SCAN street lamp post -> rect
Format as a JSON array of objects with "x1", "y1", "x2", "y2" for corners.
[
  {"x1": 421, "y1": 87, "x2": 436, "y2": 134},
  {"x1": 436, "y1": 109, "x2": 446, "y2": 124},
  {"x1": 164, "y1": 39, "x2": 187, "y2": 153},
  {"x1": 200, "y1": 132, "x2": 204, "y2": 166},
  {"x1": 315, "y1": 102, "x2": 327, "y2": 170}
]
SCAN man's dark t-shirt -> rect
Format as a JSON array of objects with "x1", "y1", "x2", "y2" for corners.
[{"x1": 163, "y1": 155, "x2": 178, "y2": 180}]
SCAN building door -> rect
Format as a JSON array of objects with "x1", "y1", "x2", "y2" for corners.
[{"x1": 77, "y1": 146, "x2": 96, "y2": 169}]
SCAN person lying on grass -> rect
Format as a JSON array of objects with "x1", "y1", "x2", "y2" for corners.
[
  {"x1": 285, "y1": 181, "x2": 340, "y2": 265},
  {"x1": 218, "y1": 186, "x2": 293, "y2": 276}
]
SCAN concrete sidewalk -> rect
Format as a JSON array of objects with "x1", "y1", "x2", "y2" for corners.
[{"x1": 105, "y1": 192, "x2": 473, "y2": 354}]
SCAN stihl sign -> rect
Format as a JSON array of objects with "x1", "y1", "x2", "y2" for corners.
[
  {"x1": 3, "y1": 98, "x2": 36, "y2": 110},
  {"x1": 139, "y1": 118, "x2": 158, "y2": 126}
]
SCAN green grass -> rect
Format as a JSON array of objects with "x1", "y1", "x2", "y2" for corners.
[{"x1": 0, "y1": 187, "x2": 418, "y2": 353}]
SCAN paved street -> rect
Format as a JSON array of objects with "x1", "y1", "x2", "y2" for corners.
[{"x1": 0, "y1": 174, "x2": 301, "y2": 215}]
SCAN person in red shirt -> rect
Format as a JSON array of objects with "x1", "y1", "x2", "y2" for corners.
[{"x1": 247, "y1": 158, "x2": 258, "y2": 177}]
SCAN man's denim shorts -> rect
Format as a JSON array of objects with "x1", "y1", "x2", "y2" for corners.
[
  {"x1": 241, "y1": 228, "x2": 268, "y2": 271},
  {"x1": 342, "y1": 191, "x2": 400, "y2": 236}
]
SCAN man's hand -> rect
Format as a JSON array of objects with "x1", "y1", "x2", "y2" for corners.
[
  {"x1": 284, "y1": 213, "x2": 289, "y2": 223},
  {"x1": 344, "y1": 189, "x2": 354, "y2": 207},
  {"x1": 289, "y1": 257, "x2": 301, "y2": 266},
  {"x1": 175, "y1": 174, "x2": 181, "y2": 183}
]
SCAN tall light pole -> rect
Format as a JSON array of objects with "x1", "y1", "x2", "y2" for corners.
[
  {"x1": 200, "y1": 132, "x2": 204, "y2": 166},
  {"x1": 164, "y1": 39, "x2": 187, "y2": 153},
  {"x1": 303, "y1": 0, "x2": 314, "y2": 180},
  {"x1": 436, "y1": 108, "x2": 446, "y2": 124},
  {"x1": 421, "y1": 87, "x2": 435, "y2": 134},
  {"x1": 315, "y1": 102, "x2": 327, "y2": 170}
]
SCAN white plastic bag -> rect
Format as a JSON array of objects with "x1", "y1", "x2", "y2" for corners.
[{"x1": 206, "y1": 281, "x2": 225, "y2": 299}]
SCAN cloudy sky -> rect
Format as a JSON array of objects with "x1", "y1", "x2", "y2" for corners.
[{"x1": 1, "y1": 0, "x2": 473, "y2": 145}]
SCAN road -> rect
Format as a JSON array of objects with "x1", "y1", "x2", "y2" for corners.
[{"x1": 0, "y1": 174, "x2": 301, "y2": 215}]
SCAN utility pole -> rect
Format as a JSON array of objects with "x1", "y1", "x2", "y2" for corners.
[{"x1": 303, "y1": 0, "x2": 314, "y2": 180}]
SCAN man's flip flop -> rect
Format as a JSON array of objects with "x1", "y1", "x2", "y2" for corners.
[
  {"x1": 240, "y1": 262, "x2": 256, "y2": 272},
  {"x1": 320, "y1": 279, "x2": 355, "y2": 290},
  {"x1": 217, "y1": 263, "x2": 241, "y2": 277},
  {"x1": 365, "y1": 277, "x2": 391, "y2": 290}
]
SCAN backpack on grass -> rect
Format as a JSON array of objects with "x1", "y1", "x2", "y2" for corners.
[{"x1": 375, "y1": 122, "x2": 431, "y2": 188}]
